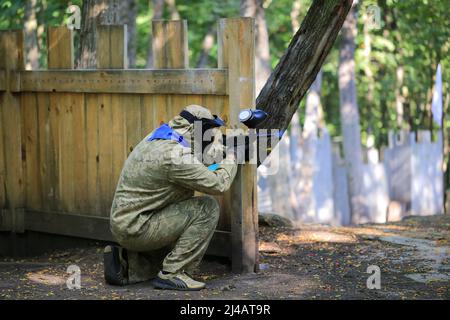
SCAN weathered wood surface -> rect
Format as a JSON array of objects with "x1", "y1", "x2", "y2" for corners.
[
  {"x1": 6, "y1": 69, "x2": 228, "y2": 95},
  {"x1": 219, "y1": 18, "x2": 258, "y2": 273},
  {"x1": 1, "y1": 19, "x2": 256, "y2": 269},
  {"x1": 0, "y1": 30, "x2": 25, "y2": 232},
  {"x1": 23, "y1": 209, "x2": 231, "y2": 257},
  {"x1": 152, "y1": 20, "x2": 189, "y2": 69}
]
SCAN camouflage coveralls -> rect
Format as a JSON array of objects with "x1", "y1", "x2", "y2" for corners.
[{"x1": 110, "y1": 107, "x2": 237, "y2": 284}]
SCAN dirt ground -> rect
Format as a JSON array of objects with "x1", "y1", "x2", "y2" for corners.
[{"x1": 0, "y1": 214, "x2": 449, "y2": 300}]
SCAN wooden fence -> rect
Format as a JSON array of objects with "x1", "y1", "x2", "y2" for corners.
[{"x1": 0, "y1": 18, "x2": 258, "y2": 273}]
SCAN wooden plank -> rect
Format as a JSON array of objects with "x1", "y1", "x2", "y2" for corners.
[
  {"x1": 219, "y1": 18, "x2": 258, "y2": 273},
  {"x1": 23, "y1": 209, "x2": 231, "y2": 257},
  {"x1": 152, "y1": 20, "x2": 189, "y2": 69},
  {"x1": 0, "y1": 95, "x2": 5, "y2": 209},
  {"x1": 111, "y1": 94, "x2": 127, "y2": 195},
  {"x1": 47, "y1": 27, "x2": 74, "y2": 69},
  {"x1": 72, "y1": 93, "x2": 88, "y2": 212},
  {"x1": 0, "y1": 30, "x2": 25, "y2": 232},
  {"x1": 21, "y1": 93, "x2": 41, "y2": 210},
  {"x1": 126, "y1": 94, "x2": 142, "y2": 156},
  {"x1": 14, "y1": 69, "x2": 227, "y2": 95},
  {"x1": 47, "y1": 27, "x2": 76, "y2": 214},
  {"x1": 36, "y1": 93, "x2": 52, "y2": 211},
  {"x1": 25, "y1": 210, "x2": 113, "y2": 242},
  {"x1": 97, "y1": 93, "x2": 113, "y2": 216},
  {"x1": 96, "y1": 26, "x2": 127, "y2": 216},
  {"x1": 47, "y1": 93, "x2": 61, "y2": 211},
  {"x1": 185, "y1": 94, "x2": 203, "y2": 106},
  {"x1": 97, "y1": 25, "x2": 128, "y2": 69},
  {"x1": 59, "y1": 93, "x2": 75, "y2": 212},
  {"x1": 0, "y1": 69, "x2": 6, "y2": 91},
  {"x1": 85, "y1": 94, "x2": 100, "y2": 214},
  {"x1": 152, "y1": 94, "x2": 167, "y2": 128},
  {"x1": 141, "y1": 94, "x2": 154, "y2": 137}
]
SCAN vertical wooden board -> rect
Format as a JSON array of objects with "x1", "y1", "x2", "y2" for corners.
[
  {"x1": 185, "y1": 94, "x2": 203, "y2": 106},
  {"x1": 85, "y1": 94, "x2": 100, "y2": 215},
  {"x1": 171, "y1": 94, "x2": 187, "y2": 117},
  {"x1": 59, "y1": 93, "x2": 75, "y2": 213},
  {"x1": 152, "y1": 20, "x2": 188, "y2": 69},
  {"x1": 47, "y1": 27, "x2": 74, "y2": 69},
  {"x1": 141, "y1": 94, "x2": 154, "y2": 137},
  {"x1": 36, "y1": 92, "x2": 52, "y2": 211},
  {"x1": 125, "y1": 94, "x2": 142, "y2": 157},
  {"x1": 47, "y1": 26, "x2": 74, "y2": 214},
  {"x1": 152, "y1": 94, "x2": 167, "y2": 128},
  {"x1": 98, "y1": 93, "x2": 113, "y2": 216},
  {"x1": 219, "y1": 18, "x2": 258, "y2": 273},
  {"x1": 217, "y1": 19, "x2": 228, "y2": 69},
  {"x1": 0, "y1": 30, "x2": 25, "y2": 232},
  {"x1": 72, "y1": 93, "x2": 88, "y2": 213},
  {"x1": 165, "y1": 95, "x2": 174, "y2": 121},
  {"x1": 21, "y1": 92, "x2": 41, "y2": 210},
  {"x1": 97, "y1": 25, "x2": 127, "y2": 69},
  {"x1": 151, "y1": 21, "x2": 166, "y2": 69},
  {"x1": 47, "y1": 93, "x2": 61, "y2": 211},
  {"x1": 111, "y1": 94, "x2": 126, "y2": 197},
  {"x1": 166, "y1": 21, "x2": 189, "y2": 68},
  {"x1": 0, "y1": 98, "x2": 5, "y2": 208}
]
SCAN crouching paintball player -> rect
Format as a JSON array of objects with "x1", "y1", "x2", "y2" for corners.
[{"x1": 104, "y1": 105, "x2": 237, "y2": 291}]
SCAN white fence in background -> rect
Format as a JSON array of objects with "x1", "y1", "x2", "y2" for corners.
[{"x1": 258, "y1": 129, "x2": 444, "y2": 226}]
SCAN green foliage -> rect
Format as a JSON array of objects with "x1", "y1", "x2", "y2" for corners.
[{"x1": 0, "y1": 0, "x2": 448, "y2": 147}]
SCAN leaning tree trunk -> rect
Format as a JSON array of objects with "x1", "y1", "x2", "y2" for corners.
[
  {"x1": 24, "y1": 0, "x2": 39, "y2": 70},
  {"x1": 338, "y1": 3, "x2": 366, "y2": 224},
  {"x1": 255, "y1": 0, "x2": 353, "y2": 134},
  {"x1": 240, "y1": 0, "x2": 271, "y2": 96},
  {"x1": 77, "y1": 0, "x2": 125, "y2": 68}
]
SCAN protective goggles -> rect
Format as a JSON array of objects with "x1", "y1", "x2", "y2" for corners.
[{"x1": 180, "y1": 110, "x2": 226, "y2": 128}]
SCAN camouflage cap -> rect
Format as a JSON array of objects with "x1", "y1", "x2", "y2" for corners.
[{"x1": 183, "y1": 105, "x2": 215, "y2": 120}]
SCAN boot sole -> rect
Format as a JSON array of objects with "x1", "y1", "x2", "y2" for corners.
[{"x1": 151, "y1": 277, "x2": 205, "y2": 291}]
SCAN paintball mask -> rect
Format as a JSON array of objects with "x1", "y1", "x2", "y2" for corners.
[{"x1": 179, "y1": 109, "x2": 226, "y2": 162}]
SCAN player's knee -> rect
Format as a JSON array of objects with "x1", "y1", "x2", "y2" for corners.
[{"x1": 199, "y1": 195, "x2": 220, "y2": 223}]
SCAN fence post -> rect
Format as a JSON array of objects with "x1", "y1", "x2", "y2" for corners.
[
  {"x1": 218, "y1": 18, "x2": 258, "y2": 273},
  {"x1": 0, "y1": 30, "x2": 25, "y2": 233}
]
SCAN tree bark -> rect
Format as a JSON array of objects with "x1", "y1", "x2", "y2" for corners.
[
  {"x1": 77, "y1": 0, "x2": 125, "y2": 69},
  {"x1": 24, "y1": 0, "x2": 39, "y2": 70},
  {"x1": 146, "y1": 0, "x2": 164, "y2": 68},
  {"x1": 255, "y1": 0, "x2": 353, "y2": 134},
  {"x1": 240, "y1": 0, "x2": 271, "y2": 96},
  {"x1": 338, "y1": 3, "x2": 366, "y2": 224}
]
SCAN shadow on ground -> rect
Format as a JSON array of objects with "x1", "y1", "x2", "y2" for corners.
[{"x1": 0, "y1": 215, "x2": 449, "y2": 299}]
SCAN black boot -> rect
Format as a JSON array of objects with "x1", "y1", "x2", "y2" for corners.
[{"x1": 103, "y1": 245, "x2": 129, "y2": 286}]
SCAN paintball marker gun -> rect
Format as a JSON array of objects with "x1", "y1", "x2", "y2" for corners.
[{"x1": 222, "y1": 109, "x2": 283, "y2": 164}]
